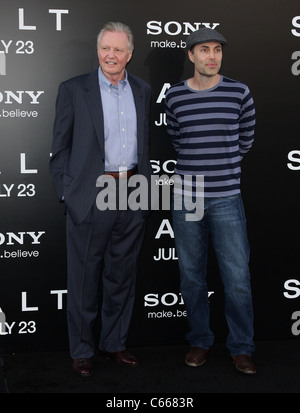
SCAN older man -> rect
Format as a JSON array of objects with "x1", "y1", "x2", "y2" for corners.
[{"x1": 50, "y1": 22, "x2": 152, "y2": 377}]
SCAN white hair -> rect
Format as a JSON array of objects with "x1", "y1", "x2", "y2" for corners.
[{"x1": 97, "y1": 21, "x2": 134, "y2": 52}]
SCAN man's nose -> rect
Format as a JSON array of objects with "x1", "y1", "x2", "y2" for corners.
[{"x1": 107, "y1": 48, "x2": 116, "y2": 57}]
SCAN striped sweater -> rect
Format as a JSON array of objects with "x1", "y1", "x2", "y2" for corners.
[{"x1": 165, "y1": 75, "x2": 255, "y2": 197}]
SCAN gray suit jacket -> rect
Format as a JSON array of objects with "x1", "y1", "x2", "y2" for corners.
[{"x1": 49, "y1": 69, "x2": 152, "y2": 225}]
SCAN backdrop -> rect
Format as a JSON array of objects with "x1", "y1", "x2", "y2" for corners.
[{"x1": 0, "y1": 0, "x2": 299, "y2": 353}]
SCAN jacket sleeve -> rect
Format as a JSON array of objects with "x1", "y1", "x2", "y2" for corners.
[{"x1": 49, "y1": 81, "x2": 74, "y2": 200}]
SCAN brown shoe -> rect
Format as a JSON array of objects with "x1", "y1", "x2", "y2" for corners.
[
  {"x1": 185, "y1": 347, "x2": 209, "y2": 367},
  {"x1": 72, "y1": 358, "x2": 92, "y2": 377},
  {"x1": 231, "y1": 354, "x2": 256, "y2": 374},
  {"x1": 99, "y1": 350, "x2": 138, "y2": 367}
]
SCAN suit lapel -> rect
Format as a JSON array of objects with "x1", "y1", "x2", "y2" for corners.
[
  {"x1": 83, "y1": 70, "x2": 105, "y2": 154},
  {"x1": 128, "y1": 75, "x2": 144, "y2": 161}
]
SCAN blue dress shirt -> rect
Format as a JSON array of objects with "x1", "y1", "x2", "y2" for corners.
[{"x1": 98, "y1": 67, "x2": 137, "y2": 172}]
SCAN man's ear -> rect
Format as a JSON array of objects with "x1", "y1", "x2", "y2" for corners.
[
  {"x1": 127, "y1": 51, "x2": 133, "y2": 64},
  {"x1": 188, "y1": 49, "x2": 195, "y2": 64}
]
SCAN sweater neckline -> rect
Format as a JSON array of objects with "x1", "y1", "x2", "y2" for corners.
[{"x1": 185, "y1": 75, "x2": 223, "y2": 93}]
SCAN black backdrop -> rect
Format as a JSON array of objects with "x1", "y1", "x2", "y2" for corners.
[{"x1": 1, "y1": 0, "x2": 300, "y2": 353}]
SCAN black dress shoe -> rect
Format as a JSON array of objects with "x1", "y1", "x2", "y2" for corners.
[
  {"x1": 99, "y1": 349, "x2": 138, "y2": 367},
  {"x1": 72, "y1": 358, "x2": 92, "y2": 377}
]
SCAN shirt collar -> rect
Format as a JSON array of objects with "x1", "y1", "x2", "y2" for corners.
[{"x1": 98, "y1": 67, "x2": 128, "y2": 89}]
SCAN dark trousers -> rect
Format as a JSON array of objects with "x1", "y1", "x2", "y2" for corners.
[{"x1": 66, "y1": 203, "x2": 146, "y2": 359}]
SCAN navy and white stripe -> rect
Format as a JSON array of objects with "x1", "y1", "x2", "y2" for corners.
[{"x1": 165, "y1": 76, "x2": 255, "y2": 197}]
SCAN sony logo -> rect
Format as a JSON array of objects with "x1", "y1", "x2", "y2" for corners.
[
  {"x1": 0, "y1": 90, "x2": 44, "y2": 104},
  {"x1": 283, "y1": 279, "x2": 300, "y2": 299},
  {"x1": 144, "y1": 291, "x2": 214, "y2": 307},
  {"x1": 287, "y1": 150, "x2": 300, "y2": 170},
  {"x1": 292, "y1": 16, "x2": 300, "y2": 37},
  {"x1": 0, "y1": 231, "x2": 45, "y2": 245},
  {"x1": 147, "y1": 21, "x2": 220, "y2": 36}
]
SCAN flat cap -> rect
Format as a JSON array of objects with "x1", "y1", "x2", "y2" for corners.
[{"x1": 186, "y1": 27, "x2": 227, "y2": 50}]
